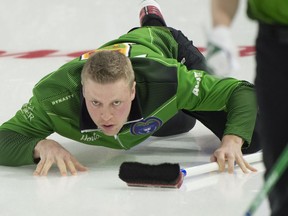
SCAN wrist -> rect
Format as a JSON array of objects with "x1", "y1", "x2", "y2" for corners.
[
  {"x1": 33, "y1": 139, "x2": 46, "y2": 158},
  {"x1": 222, "y1": 134, "x2": 244, "y2": 146}
]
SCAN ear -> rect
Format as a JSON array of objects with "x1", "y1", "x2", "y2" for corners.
[
  {"x1": 130, "y1": 81, "x2": 136, "y2": 100},
  {"x1": 82, "y1": 85, "x2": 86, "y2": 98}
]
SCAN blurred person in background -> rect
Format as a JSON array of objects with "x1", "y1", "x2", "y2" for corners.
[{"x1": 207, "y1": 0, "x2": 288, "y2": 215}]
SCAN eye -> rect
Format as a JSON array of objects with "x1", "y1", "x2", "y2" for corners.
[
  {"x1": 92, "y1": 101, "x2": 100, "y2": 106},
  {"x1": 113, "y1": 101, "x2": 121, "y2": 106}
]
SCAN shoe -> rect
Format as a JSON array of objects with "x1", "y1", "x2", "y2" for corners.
[
  {"x1": 139, "y1": 0, "x2": 166, "y2": 26},
  {"x1": 205, "y1": 26, "x2": 240, "y2": 76}
]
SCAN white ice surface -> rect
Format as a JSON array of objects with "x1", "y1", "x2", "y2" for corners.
[{"x1": 0, "y1": 1, "x2": 269, "y2": 216}]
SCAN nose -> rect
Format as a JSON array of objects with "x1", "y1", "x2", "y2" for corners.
[{"x1": 100, "y1": 108, "x2": 113, "y2": 121}]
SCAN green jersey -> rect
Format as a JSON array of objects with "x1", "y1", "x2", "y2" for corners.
[
  {"x1": 0, "y1": 27, "x2": 257, "y2": 166},
  {"x1": 248, "y1": 0, "x2": 288, "y2": 25}
]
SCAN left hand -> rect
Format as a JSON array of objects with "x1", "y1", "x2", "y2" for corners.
[
  {"x1": 33, "y1": 139, "x2": 88, "y2": 176},
  {"x1": 210, "y1": 134, "x2": 257, "y2": 173}
]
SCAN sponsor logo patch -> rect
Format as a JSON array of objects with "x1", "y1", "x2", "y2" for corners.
[
  {"x1": 21, "y1": 102, "x2": 35, "y2": 121},
  {"x1": 52, "y1": 94, "x2": 74, "y2": 105},
  {"x1": 80, "y1": 132, "x2": 101, "y2": 142},
  {"x1": 131, "y1": 117, "x2": 162, "y2": 135},
  {"x1": 192, "y1": 71, "x2": 202, "y2": 96}
]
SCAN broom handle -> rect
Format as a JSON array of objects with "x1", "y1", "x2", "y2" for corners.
[{"x1": 181, "y1": 151, "x2": 263, "y2": 177}]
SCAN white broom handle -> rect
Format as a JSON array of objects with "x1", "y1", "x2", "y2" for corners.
[{"x1": 182, "y1": 151, "x2": 263, "y2": 177}]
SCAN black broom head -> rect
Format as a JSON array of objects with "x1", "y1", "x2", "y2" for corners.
[{"x1": 118, "y1": 162, "x2": 184, "y2": 188}]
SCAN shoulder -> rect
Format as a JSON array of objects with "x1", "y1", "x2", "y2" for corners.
[
  {"x1": 131, "y1": 57, "x2": 179, "y2": 83},
  {"x1": 33, "y1": 58, "x2": 84, "y2": 103}
]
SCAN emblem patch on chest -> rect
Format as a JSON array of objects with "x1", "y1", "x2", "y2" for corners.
[{"x1": 131, "y1": 117, "x2": 162, "y2": 135}]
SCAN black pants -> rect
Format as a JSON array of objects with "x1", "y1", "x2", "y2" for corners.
[
  {"x1": 140, "y1": 15, "x2": 261, "y2": 154},
  {"x1": 142, "y1": 15, "x2": 205, "y2": 137},
  {"x1": 153, "y1": 27, "x2": 208, "y2": 137},
  {"x1": 255, "y1": 23, "x2": 288, "y2": 216}
]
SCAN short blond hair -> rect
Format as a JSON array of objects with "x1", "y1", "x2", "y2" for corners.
[{"x1": 81, "y1": 50, "x2": 135, "y2": 87}]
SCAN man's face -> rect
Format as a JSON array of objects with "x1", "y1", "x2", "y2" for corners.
[{"x1": 83, "y1": 79, "x2": 136, "y2": 136}]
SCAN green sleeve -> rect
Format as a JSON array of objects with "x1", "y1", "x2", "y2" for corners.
[
  {"x1": 0, "y1": 130, "x2": 42, "y2": 166},
  {"x1": 224, "y1": 85, "x2": 257, "y2": 147},
  {"x1": 0, "y1": 95, "x2": 54, "y2": 166},
  {"x1": 176, "y1": 64, "x2": 257, "y2": 146}
]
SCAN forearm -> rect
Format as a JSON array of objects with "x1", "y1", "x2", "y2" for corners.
[
  {"x1": 225, "y1": 84, "x2": 257, "y2": 146},
  {"x1": 0, "y1": 130, "x2": 42, "y2": 166},
  {"x1": 211, "y1": 0, "x2": 240, "y2": 27}
]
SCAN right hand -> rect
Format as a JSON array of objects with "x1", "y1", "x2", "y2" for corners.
[
  {"x1": 33, "y1": 139, "x2": 88, "y2": 176},
  {"x1": 210, "y1": 135, "x2": 257, "y2": 174},
  {"x1": 206, "y1": 25, "x2": 240, "y2": 77}
]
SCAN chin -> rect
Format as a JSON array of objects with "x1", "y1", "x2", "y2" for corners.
[
  {"x1": 102, "y1": 129, "x2": 119, "y2": 136},
  {"x1": 108, "y1": 132, "x2": 118, "y2": 136}
]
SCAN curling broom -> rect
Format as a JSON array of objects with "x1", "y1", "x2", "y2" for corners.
[
  {"x1": 245, "y1": 145, "x2": 288, "y2": 216},
  {"x1": 119, "y1": 151, "x2": 263, "y2": 188}
]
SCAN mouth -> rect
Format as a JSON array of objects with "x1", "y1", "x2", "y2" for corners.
[
  {"x1": 101, "y1": 124, "x2": 115, "y2": 131},
  {"x1": 102, "y1": 124, "x2": 113, "y2": 128}
]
